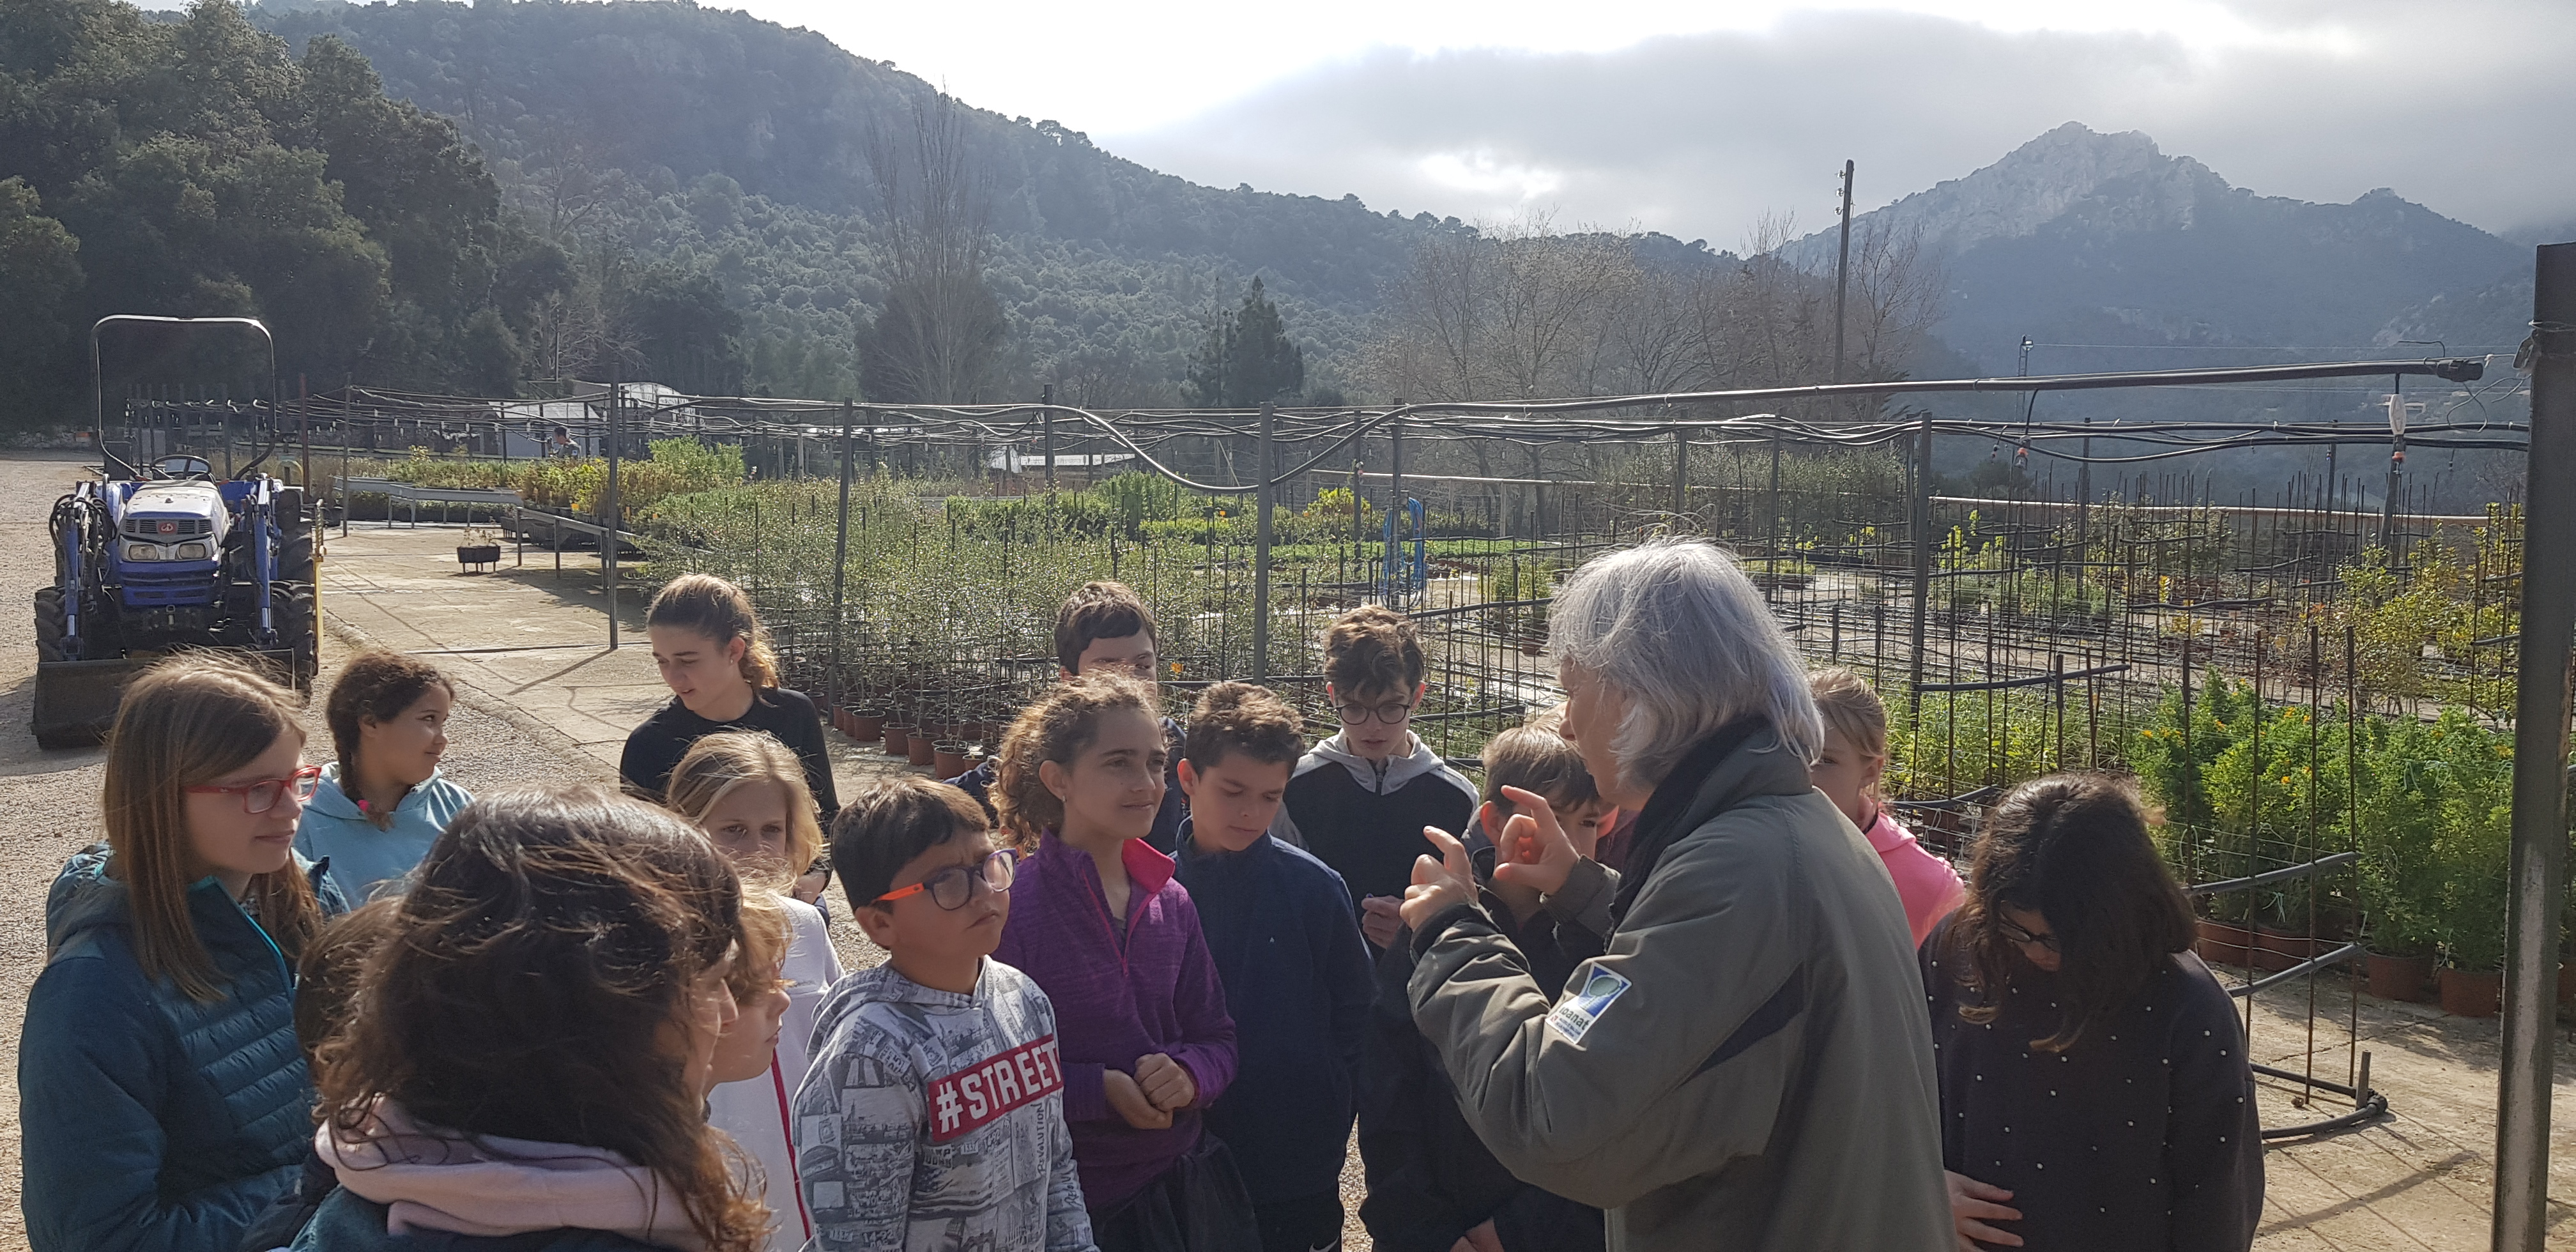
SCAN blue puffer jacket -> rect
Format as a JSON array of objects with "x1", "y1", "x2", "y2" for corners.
[{"x1": 18, "y1": 844, "x2": 345, "y2": 1252}]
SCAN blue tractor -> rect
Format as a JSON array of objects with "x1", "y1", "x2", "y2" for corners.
[{"x1": 33, "y1": 450, "x2": 317, "y2": 747}]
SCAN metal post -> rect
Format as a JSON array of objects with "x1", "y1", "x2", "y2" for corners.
[
  {"x1": 2494, "y1": 241, "x2": 2575, "y2": 1252},
  {"x1": 1388, "y1": 413, "x2": 1406, "y2": 604},
  {"x1": 1908, "y1": 410, "x2": 1934, "y2": 717},
  {"x1": 1254, "y1": 402, "x2": 1275, "y2": 682},
  {"x1": 2381, "y1": 384, "x2": 2408, "y2": 553},
  {"x1": 1042, "y1": 383, "x2": 1056, "y2": 491},
  {"x1": 1671, "y1": 428, "x2": 1690, "y2": 521},
  {"x1": 1832, "y1": 159, "x2": 1855, "y2": 383},
  {"x1": 832, "y1": 400, "x2": 854, "y2": 711},
  {"x1": 604, "y1": 378, "x2": 621, "y2": 650}
]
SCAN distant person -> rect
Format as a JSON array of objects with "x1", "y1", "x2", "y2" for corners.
[
  {"x1": 1170, "y1": 683, "x2": 1372, "y2": 1252},
  {"x1": 1280, "y1": 606, "x2": 1478, "y2": 949},
  {"x1": 547, "y1": 424, "x2": 579, "y2": 457},
  {"x1": 296, "y1": 649, "x2": 475, "y2": 903},
  {"x1": 1809, "y1": 667, "x2": 1964, "y2": 948},
  {"x1": 293, "y1": 786, "x2": 767, "y2": 1252},
  {"x1": 622, "y1": 573, "x2": 838, "y2": 901},
  {"x1": 1358, "y1": 722, "x2": 1613, "y2": 1252},
  {"x1": 20, "y1": 657, "x2": 346, "y2": 1252},
  {"x1": 947, "y1": 581, "x2": 1187, "y2": 854},
  {"x1": 1924, "y1": 773, "x2": 2262, "y2": 1252},
  {"x1": 990, "y1": 675, "x2": 1255, "y2": 1251},
  {"x1": 1396, "y1": 538, "x2": 1951, "y2": 1251},
  {"x1": 666, "y1": 731, "x2": 847, "y2": 1249},
  {"x1": 797, "y1": 777, "x2": 1094, "y2": 1252}
]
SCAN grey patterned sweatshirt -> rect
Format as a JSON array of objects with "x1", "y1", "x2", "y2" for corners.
[{"x1": 793, "y1": 959, "x2": 1096, "y2": 1252}]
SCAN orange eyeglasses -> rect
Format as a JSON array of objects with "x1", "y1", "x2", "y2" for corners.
[{"x1": 873, "y1": 849, "x2": 1017, "y2": 910}]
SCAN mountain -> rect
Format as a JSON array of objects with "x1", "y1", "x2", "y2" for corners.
[
  {"x1": 247, "y1": 0, "x2": 1455, "y2": 402},
  {"x1": 1784, "y1": 123, "x2": 2532, "y2": 375}
]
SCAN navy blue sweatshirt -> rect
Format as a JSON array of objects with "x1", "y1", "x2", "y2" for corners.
[
  {"x1": 1172, "y1": 820, "x2": 1375, "y2": 1208},
  {"x1": 1277, "y1": 731, "x2": 1480, "y2": 910}
]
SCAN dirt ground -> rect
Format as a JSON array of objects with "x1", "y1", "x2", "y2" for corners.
[{"x1": 0, "y1": 452, "x2": 2568, "y2": 1251}]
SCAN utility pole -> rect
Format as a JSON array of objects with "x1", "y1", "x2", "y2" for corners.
[
  {"x1": 1253, "y1": 402, "x2": 1275, "y2": 682},
  {"x1": 1041, "y1": 383, "x2": 1056, "y2": 491},
  {"x1": 2380, "y1": 384, "x2": 2407, "y2": 552},
  {"x1": 2494, "y1": 241, "x2": 2573, "y2": 1252},
  {"x1": 831, "y1": 400, "x2": 854, "y2": 711},
  {"x1": 1832, "y1": 159, "x2": 1855, "y2": 384}
]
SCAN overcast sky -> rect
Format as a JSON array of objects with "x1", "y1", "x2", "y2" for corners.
[
  {"x1": 187, "y1": 1, "x2": 2566, "y2": 247},
  {"x1": 696, "y1": 0, "x2": 2568, "y2": 247}
]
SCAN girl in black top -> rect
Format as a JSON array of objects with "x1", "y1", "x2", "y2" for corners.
[
  {"x1": 1922, "y1": 773, "x2": 2262, "y2": 1252},
  {"x1": 622, "y1": 573, "x2": 839, "y2": 836}
]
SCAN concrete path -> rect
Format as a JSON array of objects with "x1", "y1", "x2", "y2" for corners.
[{"x1": 316, "y1": 520, "x2": 921, "y2": 797}]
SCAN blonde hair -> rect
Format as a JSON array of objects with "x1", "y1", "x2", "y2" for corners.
[
  {"x1": 664, "y1": 731, "x2": 824, "y2": 878},
  {"x1": 993, "y1": 673, "x2": 1159, "y2": 850},
  {"x1": 729, "y1": 879, "x2": 793, "y2": 1005},
  {"x1": 100, "y1": 655, "x2": 325, "y2": 1002},
  {"x1": 1809, "y1": 668, "x2": 1890, "y2": 763},
  {"x1": 647, "y1": 574, "x2": 779, "y2": 688}
]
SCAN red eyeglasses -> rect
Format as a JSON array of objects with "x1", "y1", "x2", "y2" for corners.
[{"x1": 185, "y1": 765, "x2": 323, "y2": 814}]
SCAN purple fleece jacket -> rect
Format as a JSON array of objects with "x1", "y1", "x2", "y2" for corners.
[{"x1": 993, "y1": 831, "x2": 1239, "y2": 1213}]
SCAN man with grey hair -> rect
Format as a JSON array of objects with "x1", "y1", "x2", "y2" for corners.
[{"x1": 1398, "y1": 537, "x2": 1952, "y2": 1251}]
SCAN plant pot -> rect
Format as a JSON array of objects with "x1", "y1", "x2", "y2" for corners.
[
  {"x1": 884, "y1": 724, "x2": 916, "y2": 758},
  {"x1": 933, "y1": 742, "x2": 970, "y2": 778},
  {"x1": 456, "y1": 544, "x2": 502, "y2": 570},
  {"x1": 830, "y1": 706, "x2": 852, "y2": 736},
  {"x1": 2437, "y1": 966, "x2": 2503, "y2": 1018},
  {"x1": 2252, "y1": 925, "x2": 2320, "y2": 973},
  {"x1": 2194, "y1": 919, "x2": 2258, "y2": 968},
  {"x1": 907, "y1": 733, "x2": 937, "y2": 767},
  {"x1": 2366, "y1": 951, "x2": 2434, "y2": 1002},
  {"x1": 850, "y1": 709, "x2": 887, "y2": 742}
]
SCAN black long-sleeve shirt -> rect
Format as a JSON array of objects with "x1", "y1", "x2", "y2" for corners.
[
  {"x1": 619, "y1": 686, "x2": 839, "y2": 821},
  {"x1": 1920, "y1": 917, "x2": 2264, "y2": 1252}
]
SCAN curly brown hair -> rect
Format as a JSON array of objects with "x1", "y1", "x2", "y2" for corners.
[
  {"x1": 993, "y1": 673, "x2": 1160, "y2": 848},
  {"x1": 648, "y1": 574, "x2": 781, "y2": 688},
  {"x1": 1323, "y1": 605, "x2": 1423, "y2": 698},
  {"x1": 1183, "y1": 682, "x2": 1303, "y2": 772},
  {"x1": 314, "y1": 786, "x2": 767, "y2": 1252},
  {"x1": 1946, "y1": 772, "x2": 2195, "y2": 1051}
]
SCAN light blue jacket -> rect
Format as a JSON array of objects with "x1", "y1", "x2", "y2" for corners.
[{"x1": 294, "y1": 762, "x2": 473, "y2": 903}]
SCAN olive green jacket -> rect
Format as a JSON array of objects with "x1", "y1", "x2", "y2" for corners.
[{"x1": 1406, "y1": 728, "x2": 1951, "y2": 1251}]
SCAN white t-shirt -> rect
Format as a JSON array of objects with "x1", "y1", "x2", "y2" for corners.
[{"x1": 708, "y1": 894, "x2": 847, "y2": 1252}]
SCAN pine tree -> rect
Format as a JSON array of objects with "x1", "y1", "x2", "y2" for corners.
[{"x1": 1184, "y1": 277, "x2": 1305, "y2": 406}]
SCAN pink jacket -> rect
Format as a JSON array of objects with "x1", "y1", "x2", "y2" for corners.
[{"x1": 1863, "y1": 809, "x2": 1965, "y2": 949}]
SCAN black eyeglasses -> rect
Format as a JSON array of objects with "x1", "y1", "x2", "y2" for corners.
[
  {"x1": 1335, "y1": 700, "x2": 1416, "y2": 725},
  {"x1": 1996, "y1": 915, "x2": 2060, "y2": 953},
  {"x1": 874, "y1": 849, "x2": 1016, "y2": 910}
]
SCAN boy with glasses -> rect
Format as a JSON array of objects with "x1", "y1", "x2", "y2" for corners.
[
  {"x1": 1278, "y1": 606, "x2": 1478, "y2": 949},
  {"x1": 947, "y1": 581, "x2": 1190, "y2": 853},
  {"x1": 796, "y1": 777, "x2": 1094, "y2": 1251}
]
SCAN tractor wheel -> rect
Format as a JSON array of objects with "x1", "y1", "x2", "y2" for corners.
[
  {"x1": 34, "y1": 588, "x2": 66, "y2": 663},
  {"x1": 278, "y1": 530, "x2": 315, "y2": 584},
  {"x1": 279, "y1": 586, "x2": 318, "y2": 689}
]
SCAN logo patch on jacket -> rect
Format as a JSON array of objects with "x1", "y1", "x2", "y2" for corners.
[
  {"x1": 927, "y1": 1034, "x2": 1064, "y2": 1142},
  {"x1": 1547, "y1": 967, "x2": 1632, "y2": 1043}
]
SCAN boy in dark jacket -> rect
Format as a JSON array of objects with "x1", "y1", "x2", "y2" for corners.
[
  {"x1": 1278, "y1": 606, "x2": 1478, "y2": 949},
  {"x1": 1360, "y1": 721, "x2": 1615, "y2": 1252},
  {"x1": 1174, "y1": 683, "x2": 1374, "y2": 1252},
  {"x1": 947, "y1": 581, "x2": 1188, "y2": 853}
]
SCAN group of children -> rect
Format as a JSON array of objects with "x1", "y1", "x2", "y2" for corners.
[{"x1": 19, "y1": 567, "x2": 2013, "y2": 1252}]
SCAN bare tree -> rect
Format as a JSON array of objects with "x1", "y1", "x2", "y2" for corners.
[{"x1": 859, "y1": 91, "x2": 1008, "y2": 403}]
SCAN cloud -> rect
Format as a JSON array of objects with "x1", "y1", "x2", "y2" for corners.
[{"x1": 1103, "y1": 3, "x2": 2576, "y2": 248}]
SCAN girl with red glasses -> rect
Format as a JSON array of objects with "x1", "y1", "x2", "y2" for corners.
[{"x1": 19, "y1": 656, "x2": 347, "y2": 1252}]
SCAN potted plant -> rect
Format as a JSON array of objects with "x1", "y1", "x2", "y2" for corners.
[
  {"x1": 884, "y1": 722, "x2": 916, "y2": 759},
  {"x1": 906, "y1": 731, "x2": 937, "y2": 768},
  {"x1": 848, "y1": 707, "x2": 888, "y2": 743},
  {"x1": 2432, "y1": 788, "x2": 2511, "y2": 1018},
  {"x1": 456, "y1": 525, "x2": 503, "y2": 572}
]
